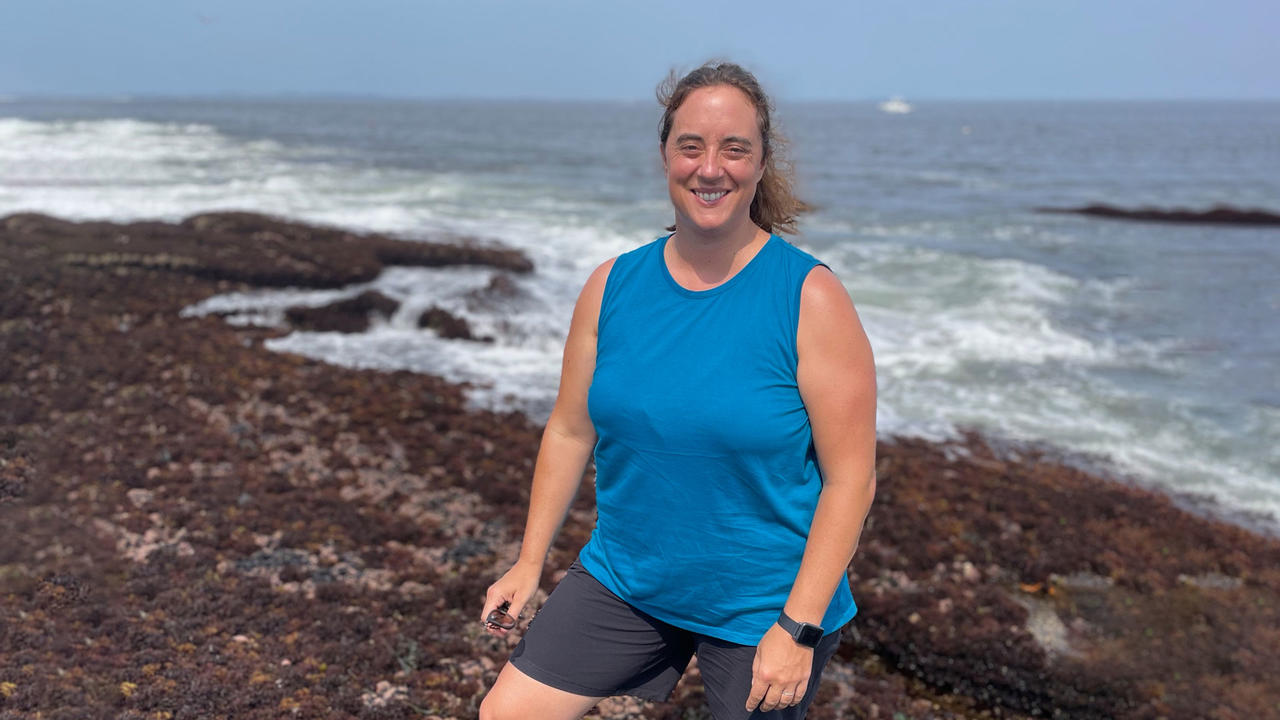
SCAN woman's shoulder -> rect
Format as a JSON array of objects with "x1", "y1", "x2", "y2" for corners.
[
  {"x1": 799, "y1": 264, "x2": 848, "y2": 309},
  {"x1": 581, "y1": 256, "x2": 617, "y2": 297},
  {"x1": 796, "y1": 256, "x2": 863, "y2": 352},
  {"x1": 770, "y1": 237, "x2": 852, "y2": 316},
  {"x1": 771, "y1": 234, "x2": 827, "y2": 272}
]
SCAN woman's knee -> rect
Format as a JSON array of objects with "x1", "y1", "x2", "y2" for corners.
[
  {"x1": 478, "y1": 686, "x2": 529, "y2": 720},
  {"x1": 477, "y1": 690, "x2": 507, "y2": 720}
]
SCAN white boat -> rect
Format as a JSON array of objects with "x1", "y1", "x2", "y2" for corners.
[{"x1": 878, "y1": 96, "x2": 912, "y2": 114}]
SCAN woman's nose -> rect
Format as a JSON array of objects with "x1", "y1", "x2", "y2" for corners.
[{"x1": 698, "y1": 153, "x2": 723, "y2": 180}]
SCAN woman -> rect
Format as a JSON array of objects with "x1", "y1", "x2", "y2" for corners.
[{"x1": 479, "y1": 61, "x2": 876, "y2": 719}]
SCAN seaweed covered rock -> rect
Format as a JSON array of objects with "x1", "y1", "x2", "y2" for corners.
[
  {"x1": 843, "y1": 434, "x2": 1280, "y2": 719},
  {"x1": 417, "y1": 305, "x2": 489, "y2": 341},
  {"x1": 2, "y1": 210, "x2": 532, "y2": 291},
  {"x1": 3, "y1": 212, "x2": 1279, "y2": 720},
  {"x1": 284, "y1": 290, "x2": 400, "y2": 333}
]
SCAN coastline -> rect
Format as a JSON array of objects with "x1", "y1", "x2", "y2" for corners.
[{"x1": 2, "y1": 213, "x2": 1277, "y2": 719}]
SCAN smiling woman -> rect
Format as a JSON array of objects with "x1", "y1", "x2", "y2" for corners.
[
  {"x1": 478, "y1": 61, "x2": 877, "y2": 720},
  {"x1": 657, "y1": 62, "x2": 809, "y2": 239},
  {"x1": 662, "y1": 84, "x2": 766, "y2": 244}
]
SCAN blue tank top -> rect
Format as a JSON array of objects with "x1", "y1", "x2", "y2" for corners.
[{"x1": 579, "y1": 234, "x2": 858, "y2": 645}]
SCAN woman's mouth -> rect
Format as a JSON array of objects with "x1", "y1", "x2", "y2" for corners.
[{"x1": 694, "y1": 190, "x2": 728, "y2": 203}]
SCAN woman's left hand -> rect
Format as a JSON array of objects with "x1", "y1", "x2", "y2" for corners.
[{"x1": 745, "y1": 623, "x2": 813, "y2": 712}]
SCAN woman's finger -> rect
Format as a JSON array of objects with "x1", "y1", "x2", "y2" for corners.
[
  {"x1": 761, "y1": 683, "x2": 788, "y2": 712},
  {"x1": 480, "y1": 586, "x2": 505, "y2": 623},
  {"x1": 744, "y1": 678, "x2": 768, "y2": 712}
]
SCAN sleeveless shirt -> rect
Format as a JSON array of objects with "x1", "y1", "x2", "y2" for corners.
[{"x1": 578, "y1": 233, "x2": 858, "y2": 645}]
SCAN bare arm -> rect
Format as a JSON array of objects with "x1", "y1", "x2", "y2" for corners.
[
  {"x1": 481, "y1": 258, "x2": 614, "y2": 634},
  {"x1": 748, "y1": 264, "x2": 877, "y2": 711},
  {"x1": 784, "y1": 265, "x2": 877, "y2": 622},
  {"x1": 514, "y1": 259, "x2": 613, "y2": 566}
]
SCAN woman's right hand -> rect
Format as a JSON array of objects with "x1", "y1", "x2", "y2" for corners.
[{"x1": 481, "y1": 559, "x2": 543, "y2": 637}]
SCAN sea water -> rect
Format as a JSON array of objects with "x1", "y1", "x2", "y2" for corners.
[{"x1": 2, "y1": 97, "x2": 1277, "y2": 528}]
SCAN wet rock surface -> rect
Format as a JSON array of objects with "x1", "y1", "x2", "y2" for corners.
[
  {"x1": 417, "y1": 306, "x2": 489, "y2": 342},
  {"x1": 463, "y1": 273, "x2": 526, "y2": 312},
  {"x1": 2, "y1": 213, "x2": 1279, "y2": 719},
  {"x1": 285, "y1": 291, "x2": 401, "y2": 334},
  {"x1": 4, "y1": 210, "x2": 532, "y2": 291},
  {"x1": 1036, "y1": 203, "x2": 1280, "y2": 226}
]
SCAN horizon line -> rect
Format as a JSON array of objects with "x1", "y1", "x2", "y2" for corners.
[{"x1": 4, "y1": 92, "x2": 1280, "y2": 104}]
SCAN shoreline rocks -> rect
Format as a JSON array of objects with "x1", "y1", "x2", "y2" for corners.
[
  {"x1": 2, "y1": 212, "x2": 1278, "y2": 719},
  {"x1": 3, "y1": 210, "x2": 533, "y2": 292},
  {"x1": 417, "y1": 305, "x2": 490, "y2": 342},
  {"x1": 1035, "y1": 203, "x2": 1280, "y2": 226},
  {"x1": 285, "y1": 290, "x2": 401, "y2": 333}
]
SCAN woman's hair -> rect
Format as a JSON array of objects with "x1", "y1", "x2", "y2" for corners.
[{"x1": 658, "y1": 61, "x2": 809, "y2": 235}]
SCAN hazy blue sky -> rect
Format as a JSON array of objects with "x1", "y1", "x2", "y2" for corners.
[{"x1": 2, "y1": 0, "x2": 1276, "y2": 100}]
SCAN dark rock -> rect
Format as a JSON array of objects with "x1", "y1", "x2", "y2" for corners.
[
  {"x1": 1, "y1": 210, "x2": 533, "y2": 291},
  {"x1": 417, "y1": 305, "x2": 491, "y2": 342},
  {"x1": 234, "y1": 549, "x2": 312, "y2": 572},
  {"x1": 36, "y1": 574, "x2": 88, "y2": 609},
  {"x1": 482, "y1": 273, "x2": 520, "y2": 298},
  {"x1": 444, "y1": 537, "x2": 491, "y2": 564},
  {"x1": 0, "y1": 475, "x2": 25, "y2": 503},
  {"x1": 1036, "y1": 203, "x2": 1280, "y2": 226},
  {"x1": 284, "y1": 290, "x2": 399, "y2": 333},
  {"x1": 465, "y1": 272, "x2": 526, "y2": 312}
]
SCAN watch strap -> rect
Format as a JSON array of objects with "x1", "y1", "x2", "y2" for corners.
[{"x1": 777, "y1": 610, "x2": 824, "y2": 648}]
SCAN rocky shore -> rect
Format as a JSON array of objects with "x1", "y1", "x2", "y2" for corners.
[
  {"x1": 1035, "y1": 204, "x2": 1280, "y2": 226},
  {"x1": 2, "y1": 213, "x2": 1278, "y2": 720}
]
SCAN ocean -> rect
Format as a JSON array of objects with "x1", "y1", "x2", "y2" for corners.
[{"x1": 2, "y1": 97, "x2": 1277, "y2": 529}]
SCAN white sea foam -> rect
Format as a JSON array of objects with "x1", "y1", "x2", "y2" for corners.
[
  {"x1": 808, "y1": 233, "x2": 1280, "y2": 528},
  {"x1": 189, "y1": 219, "x2": 1280, "y2": 529},
  {"x1": 0, "y1": 118, "x2": 467, "y2": 232},
  {"x1": 903, "y1": 169, "x2": 1005, "y2": 191},
  {"x1": 8, "y1": 111, "x2": 1276, "y2": 530}
]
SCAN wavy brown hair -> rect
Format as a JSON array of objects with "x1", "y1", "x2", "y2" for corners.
[{"x1": 658, "y1": 61, "x2": 809, "y2": 235}]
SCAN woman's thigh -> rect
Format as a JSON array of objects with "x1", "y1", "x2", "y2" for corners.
[
  {"x1": 498, "y1": 562, "x2": 696, "y2": 705},
  {"x1": 693, "y1": 629, "x2": 842, "y2": 719},
  {"x1": 479, "y1": 662, "x2": 603, "y2": 720}
]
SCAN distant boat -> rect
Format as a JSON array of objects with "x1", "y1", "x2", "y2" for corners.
[{"x1": 878, "y1": 96, "x2": 912, "y2": 114}]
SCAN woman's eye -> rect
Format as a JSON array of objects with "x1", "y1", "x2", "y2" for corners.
[{"x1": 724, "y1": 147, "x2": 747, "y2": 158}]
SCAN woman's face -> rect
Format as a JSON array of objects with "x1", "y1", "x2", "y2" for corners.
[{"x1": 662, "y1": 85, "x2": 766, "y2": 239}]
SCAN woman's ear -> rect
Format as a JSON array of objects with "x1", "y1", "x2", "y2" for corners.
[{"x1": 659, "y1": 142, "x2": 668, "y2": 172}]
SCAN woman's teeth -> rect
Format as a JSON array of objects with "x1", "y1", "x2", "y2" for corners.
[{"x1": 696, "y1": 191, "x2": 727, "y2": 202}]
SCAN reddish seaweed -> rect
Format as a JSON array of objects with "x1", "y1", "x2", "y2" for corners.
[{"x1": 2, "y1": 213, "x2": 1278, "y2": 720}]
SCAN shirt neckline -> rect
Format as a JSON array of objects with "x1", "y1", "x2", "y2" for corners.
[{"x1": 658, "y1": 233, "x2": 777, "y2": 299}]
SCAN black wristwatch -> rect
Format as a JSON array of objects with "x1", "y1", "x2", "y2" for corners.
[{"x1": 776, "y1": 611, "x2": 824, "y2": 649}]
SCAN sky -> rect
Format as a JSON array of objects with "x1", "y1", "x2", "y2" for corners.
[{"x1": 1, "y1": 0, "x2": 1277, "y2": 101}]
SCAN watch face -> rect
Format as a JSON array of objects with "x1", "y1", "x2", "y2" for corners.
[{"x1": 797, "y1": 624, "x2": 823, "y2": 647}]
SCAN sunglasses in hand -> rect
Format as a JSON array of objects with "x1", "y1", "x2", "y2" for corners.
[{"x1": 485, "y1": 601, "x2": 517, "y2": 630}]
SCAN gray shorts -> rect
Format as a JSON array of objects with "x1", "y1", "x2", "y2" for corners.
[{"x1": 508, "y1": 561, "x2": 842, "y2": 719}]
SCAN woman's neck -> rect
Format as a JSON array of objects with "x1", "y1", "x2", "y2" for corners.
[{"x1": 666, "y1": 223, "x2": 769, "y2": 291}]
